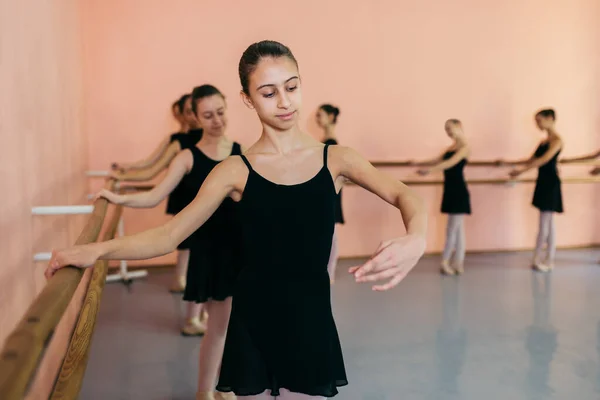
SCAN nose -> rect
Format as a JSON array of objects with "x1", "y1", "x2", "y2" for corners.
[
  {"x1": 277, "y1": 91, "x2": 291, "y2": 109},
  {"x1": 213, "y1": 116, "x2": 225, "y2": 129}
]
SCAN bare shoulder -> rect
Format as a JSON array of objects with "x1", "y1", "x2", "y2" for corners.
[
  {"x1": 328, "y1": 144, "x2": 363, "y2": 163},
  {"x1": 328, "y1": 145, "x2": 371, "y2": 177},
  {"x1": 168, "y1": 139, "x2": 182, "y2": 152},
  {"x1": 220, "y1": 155, "x2": 250, "y2": 174},
  {"x1": 211, "y1": 156, "x2": 250, "y2": 190},
  {"x1": 458, "y1": 142, "x2": 471, "y2": 155},
  {"x1": 173, "y1": 148, "x2": 194, "y2": 167},
  {"x1": 552, "y1": 135, "x2": 564, "y2": 146},
  {"x1": 544, "y1": 136, "x2": 563, "y2": 152}
]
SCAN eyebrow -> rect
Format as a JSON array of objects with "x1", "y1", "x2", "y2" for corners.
[{"x1": 257, "y1": 76, "x2": 299, "y2": 91}]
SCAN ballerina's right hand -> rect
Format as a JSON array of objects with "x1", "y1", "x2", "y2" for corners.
[
  {"x1": 349, "y1": 234, "x2": 426, "y2": 291},
  {"x1": 45, "y1": 245, "x2": 99, "y2": 279},
  {"x1": 93, "y1": 189, "x2": 122, "y2": 204},
  {"x1": 111, "y1": 163, "x2": 129, "y2": 173}
]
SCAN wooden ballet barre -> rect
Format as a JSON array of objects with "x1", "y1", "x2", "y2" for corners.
[
  {"x1": 370, "y1": 159, "x2": 597, "y2": 168},
  {"x1": 117, "y1": 176, "x2": 600, "y2": 196},
  {"x1": 0, "y1": 180, "x2": 116, "y2": 400},
  {"x1": 392, "y1": 176, "x2": 600, "y2": 186},
  {"x1": 49, "y1": 204, "x2": 124, "y2": 399}
]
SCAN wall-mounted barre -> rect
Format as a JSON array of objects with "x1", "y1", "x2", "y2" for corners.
[
  {"x1": 395, "y1": 176, "x2": 600, "y2": 186},
  {"x1": 370, "y1": 159, "x2": 599, "y2": 168},
  {"x1": 86, "y1": 159, "x2": 598, "y2": 181},
  {"x1": 119, "y1": 176, "x2": 600, "y2": 194}
]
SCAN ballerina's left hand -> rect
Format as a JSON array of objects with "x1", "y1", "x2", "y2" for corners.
[
  {"x1": 349, "y1": 234, "x2": 426, "y2": 291},
  {"x1": 508, "y1": 169, "x2": 522, "y2": 178}
]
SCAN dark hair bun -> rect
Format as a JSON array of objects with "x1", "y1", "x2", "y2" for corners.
[{"x1": 319, "y1": 104, "x2": 340, "y2": 123}]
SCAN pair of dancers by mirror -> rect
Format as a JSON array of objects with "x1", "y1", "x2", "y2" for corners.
[{"x1": 413, "y1": 109, "x2": 592, "y2": 275}]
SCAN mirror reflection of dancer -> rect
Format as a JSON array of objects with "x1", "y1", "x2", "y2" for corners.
[
  {"x1": 112, "y1": 94, "x2": 204, "y2": 293},
  {"x1": 525, "y1": 273, "x2": 557, "y2": 400},
  {"x1": 433, "y1": 278, "x2": 467, "y2": 398},
  {"x1": 417, "y1": 119, "x2": 471, "y2": 275},
  {"x1": 509, "y1": 109, "x2": 563, "y2": 272},
  {"x1": 46, "y1": 40, "x2": 428, "y2": 400},
  {"x1": 316, "y1": 104, "x2": 344, "y2": 284},
  {"x1": 96, "y1": 85, "x2": 242, "y2": 400}
]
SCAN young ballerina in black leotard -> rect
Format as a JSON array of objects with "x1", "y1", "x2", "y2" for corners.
[
  {"x1": 112, "y1": 95, "x2": 192, "y2": 173},
  {"x1": 46, "y1": 40, "x2": 428, "y2": 400},
  {"x1": 509, "y1": 109, "x2": 563, "y2": 272},
  {"x1": 316, "y1": 104, "x2": 344, "y2": 284},
  {"x1": 417, "y1": 119, "x2": 471, "y2": 275},
  {"x1": 112, "y1": 94, "x2": 204, "y2": 293},
  {"x1": 95, "y1": 85, "x2": 241, "y2": 400}
]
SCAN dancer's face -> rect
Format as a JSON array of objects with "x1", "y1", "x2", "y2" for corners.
[
  {"x1": 242, "y1": 56, "x2": 302, "y2": 131},
  {"x1": 535, "y1": 115, "x2": 553, "y2": 130},
  {"x1": 194, "y1": 95, "x2": 227, "y2": 137},
  {"x1": 172, "y1": 104, "x2": 183, "y2": 123},
  {"x1": 182, "y1": 97, "x2": 199, "y2": 128},
  {"x1": 316, "y1": 108, "x2": 333, "y2": 128},
  {"x1": 444, "y1": 121, "x2": 462, "y2": 139}
]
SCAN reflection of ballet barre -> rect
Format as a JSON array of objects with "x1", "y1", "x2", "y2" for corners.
[
  {"x1": 118, "y1": 176, "x2": 600, "y2": 193},
  {"x1": 370, "y1": 160, "x2": 599, "y2": 168}
]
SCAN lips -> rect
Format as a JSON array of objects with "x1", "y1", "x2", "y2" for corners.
[{"x1": 276, "y1": 111, "x2": 296, "y2": 120}]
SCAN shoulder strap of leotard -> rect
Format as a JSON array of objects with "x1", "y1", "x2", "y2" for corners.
[
  {"x1": 323, "y1": 144, "x2": 330, "y2": 168},
  {"x1": 231, "y1": 142, "x2": 242, "y2": 156},
  {"x1": 239, "y1": 154, "x2": 254, "y2": 172}
]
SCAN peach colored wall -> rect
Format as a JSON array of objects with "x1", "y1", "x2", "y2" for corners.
[
  {"x1": 0, "y1": 0, "x2": 88, "y2": 390},
  {"x1": 82, "y1": 0, "x2": 600, "y2": 264}
]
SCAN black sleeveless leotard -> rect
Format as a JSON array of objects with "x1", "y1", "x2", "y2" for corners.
[
  {"x1": 216, "y1": 144, "x2": 348, "y2": 397},
  {"x1": 179, "y1": 142, "x2": 242, "y2": 303},
  {"x1": 532, "y1": 142, "x2": 563, "y2": 213},
  {"x1": 323, "y1": 139, "x2": 345, "y2": 224},
  {"x1": 165, "y1": 129, "x2": 203, "y2": 217},
  {"x1": 441, "y1": 150, "x2": 471, "y2": 214}
]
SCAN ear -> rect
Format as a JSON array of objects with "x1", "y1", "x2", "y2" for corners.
[{"x1": 240, "y1": 91, "x2": 254, "y2": 110}]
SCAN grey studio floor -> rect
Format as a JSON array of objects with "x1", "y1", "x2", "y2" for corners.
[{"x1": 80, "y1": 249, "x2": 600, "y2": 400}]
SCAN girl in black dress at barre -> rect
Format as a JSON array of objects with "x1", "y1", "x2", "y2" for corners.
[
  {"x1": 94, "y1": 85, "x2": 241, "y2": 400},
  {"x1": 112, "y1": 94, "x2": 204, "y2": 293},
  {"x1": 46, "y1": 40, "x2": 428, "y2": 400},
  {"x1": 316, "y1": 104, "x2": 344, "y2": 283},
  {"x1": 417, "y1": 119, "x2": 471, "y2": 275},
  {"x1": 509, "y1": 108, "x2": 563, "y2": 272}
]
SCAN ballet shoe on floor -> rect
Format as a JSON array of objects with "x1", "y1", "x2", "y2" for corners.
[
  {"x1": 214, "y1": 392, "x2": 237, "y2": 400},
  {"x1": 440, "y1": 261, "x2": 455, "y2": 276},
  {"x1": 453, "y1": 264, "x2": 464, "y2": 275},
  {"x1": 181, "y1": 317, "x2": 206, "y2": 336},
  {"x1": 531, "y1": 262, "x2": 550, "y2": 273}
]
